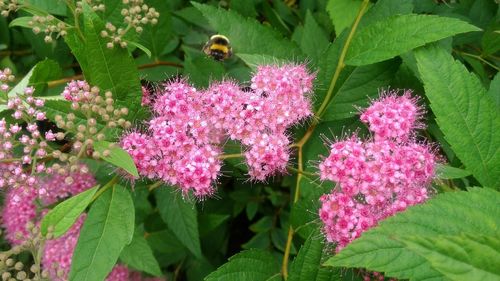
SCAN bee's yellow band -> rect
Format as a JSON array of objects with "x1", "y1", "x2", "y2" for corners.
[{"x1": 210, "y1": 44, "x2": 229, "y2": 53}]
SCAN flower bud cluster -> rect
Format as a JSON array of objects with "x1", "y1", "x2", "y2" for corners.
[
  {"x1": 0, "y1": 67, "x2": 14, "y2": 91},
  {"x1": 55, "y1": 80, "x2": 131, "y2": 175},
  {"x1": 122, "y1": 64, "x2": 315, "y2": 198},
  {"x1": 28, "y1": 15, "x2": 68, "y2": 43},
  {"x1": 318, "y1": 91, "x2": 437, "y2": 252},
  {"x1": 0, "y1": 71, "x2": 54, "y2": 191},
  {"x1": 0, "y1": 222, "x2": 48, "y2": 280},
  {"x1": 100, "y1": 0, "x2": 159, "y2": 48},
  {"x1": 76, "y1": 0, "x2": 105, "y2": 13},
  {"x1": 0, "y1": 0, "x2": 18, "y2": 17}
]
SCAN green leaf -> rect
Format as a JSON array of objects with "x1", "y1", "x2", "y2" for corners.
[
  {"x1": 487, "y1": 72, "x2": 500, "y2": 108},
  {"x1": 402, "y1": 234, "x2": 500, "y2": 281},
  {"x1": 415, "y1": 45, "x2": 500, "y2": 189},
  {"x1": 8, "y1": 17, "x2": 34, "y2": 28},
  {"x1": 140, "y1": 0, "x2": 172, "y2": 58},
  {"x1": 120, "y1": 232, "x2": 163, "y2": 276},
  {"x1": 289, "y1": 231, "x2": 339, "y2": 281},
  {"x1": 359, "y1": 0, "x2": 413, "y2": 27},
  {"x1": 326, "y1": 0, "x2": 366, "y2": 35},
  {"x1": 324, "y1": 188, "x2": 500, "y2": 281},
  {"x1": 436, "y1": 164, "x2": 472, "y2": 180},
  {"x1": 204, "y1": 249, "x2": 280, "y2": 281},
  {"x1": 155, "y1": 188, "x2": 202, "y2": 258},
  {"x1": 127, "y1": 40, "x2": 152, "y2": 58},
  {"x1": 290, "y1": 177, "x2": 333, "y2": 239},
  {"x1": 93, "y1": 141, "x2": 139, "y2": 178},
  {"x1": 183, "y1": 55, "x2": 225, "y2": 88},
  {"x1": 30, "y1": 0, "x2": 68, "y2": 16},
  {"x1": 192, "y1": 2, "x2": 302, "y2": 59},
  {"x1": 321, "y1": 59, "x2": 400, "y2": 120},
  {"x1": 40, "y1": 186, "x2": 99, "y2": 238},
  {"x1": 345, "y1": 14, "x2": 480, "y2": 66},
  {"x1": 29, "y1": 59, "x2": 62, "y2": 94},
  {"x1": 65, "y1": 3, "x2": 143, "y2": 120},
  {"x1": 298, "y1": 11, "x2": 329, "y2": 62},
  {"x1": 69, "y1": 185, "x2": 135, "y2": 281},
  {"x1": 237, "y1": 54, "x2": 286, "y2": 70}
]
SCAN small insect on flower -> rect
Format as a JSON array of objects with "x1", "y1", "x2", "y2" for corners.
[{"x1": 202, "y1": 34, "x2": 233, "y2": 61}]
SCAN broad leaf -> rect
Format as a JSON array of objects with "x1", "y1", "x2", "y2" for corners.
[
  {"x1": 69, "y1": 185, "x2": 135, "y2": 281},
  {"x1": 299, "y1": 11, "x2": 329, "y2": 62},
  {"x1": 415, "y1": 45, "x2": 500, "y2": 189},
  {"x1": 64, "y1": 4, "x2": 143, "y2": 120},
  {"x1": 326, "y1": 0, "x2": 367, "y2": 35},
  {"x1": 93, "y1": 141, "x2": 139, "y2": 178},
  {"x1": 40, "y1": 186, "x2": 99, "y2": 238},
  {"x1": 192, "y1": 3, "x2": 302, "y2": 59},
  {"x1": 403, "y1": 234, "x2": 500, "y2": 281},
  {"x1": 346, "y1": 14, "x2": 480, "y2": 66},
  {"x1": 324, "y1": 188, "x2": 500, "y2": 281},
  {"x1": 120, "y1": 232, "x2": 163, "y2": 276},
  {"x1": 204, "y1": 249, "x2": 280, "y2": 281},
  {"x1": 321, "y1": 59, "x2": 400, "y2": 120},
  {"x1": 183, "y1": 55, "x2": 225, "y2": 88},
  {"x1": 155, "y1": 188, "x2": 202, "y2": 258}
]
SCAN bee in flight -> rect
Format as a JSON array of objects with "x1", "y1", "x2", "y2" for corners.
[{"x1": 202, "y1": 34, "x2": 233, "y2": 61}]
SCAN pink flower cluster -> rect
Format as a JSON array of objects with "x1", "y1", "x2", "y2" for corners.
[
  {"x1": 1, "y1": 167, "x2": 96, "y2": 245},
  {"x1": 122, "y1": 64, "x2": 314, "y2": 197},
  {"x1": 318, "y1": 91, "x2": 437, "y2": 252}
]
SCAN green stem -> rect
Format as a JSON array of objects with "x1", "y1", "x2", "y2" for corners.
[
  {"x1": 316, "y1": 0, "x2": 371, "y2": 118},
  {"x1": 281, "y1": 1, "x2": 370, "y2": 279},
  {"x1": 454, "y1": 50, "x2": 500, "y2": 72},
  {"x1": 91, "y1": 175, "x2": 118, "y2": 202}
]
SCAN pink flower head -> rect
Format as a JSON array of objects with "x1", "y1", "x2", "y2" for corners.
[
  {"x1": 245, "y1": 133, "x2": 290, "y2": 181},
  {"x1": 172, "y1": 144, "x2": 222, "y2": 197},
  {"x1": 141, "y1": 85, "x2": 152, "y2": 106},
  {"x1": 360, "y1": 90, "x2": 422, "y2": 142},
  {"x1": 319, "y1": 89, "x2": 437, "y2": 252},
  {"x1": 106, "y1": 264, "x2": 131, "y2": 281},
  {"x1": 120, "y1": 132, "x2": 158, "y2": 179},
  {"x1": 250, "y1": 64, "x2": 315, "y2": 133},
  {"x1": 152, "y1": 79, "x2": 197, "y2": 117},
  {"x1": 1, "y1": 186, "x2": 38, "y2": 245}
]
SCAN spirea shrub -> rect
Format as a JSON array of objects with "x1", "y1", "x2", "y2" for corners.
[{"x1": 1, "y1": 1, "x2": 498, "y2": 281}]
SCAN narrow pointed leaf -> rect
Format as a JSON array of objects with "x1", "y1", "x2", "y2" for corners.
[{"x1": 40, "y1": 186, "x2": 99, "y2": 238}]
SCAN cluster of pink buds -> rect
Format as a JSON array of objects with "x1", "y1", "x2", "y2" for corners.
[
  {"x1": 0, "y1": 69, "x2": 56, "y2": 192},
  {"x1": 121, "y1": 64, "x2": 314, "y2": 197},
  {"x1": 318, "y1": 90, "x2": 437, "y2": 252}
]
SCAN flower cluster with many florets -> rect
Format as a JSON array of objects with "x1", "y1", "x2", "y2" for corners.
[
  {"x1": 318, "y1": 90, "x2": 437, "y2": 252},
  {"x1": 121, "y1": 64, "x2": 315, "y2": 198}
]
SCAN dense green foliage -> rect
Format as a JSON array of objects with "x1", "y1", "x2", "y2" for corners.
[{"x1": 0, "y1": 0, "x2": 499, "y2": 280}]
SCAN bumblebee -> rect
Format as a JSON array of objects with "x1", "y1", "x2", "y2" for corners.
[{"x1": 202, "y1": 34, "x2": 233, "y2": 61}]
